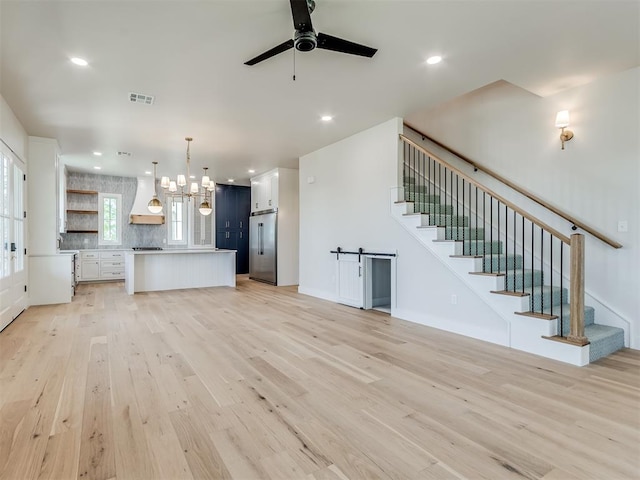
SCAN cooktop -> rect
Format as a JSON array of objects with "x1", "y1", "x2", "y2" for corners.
[{"x1": 132, "y1": 247, "x2": 163, "y2": 251}]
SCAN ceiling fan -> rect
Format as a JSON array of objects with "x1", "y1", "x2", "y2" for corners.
[{"x1": 244, "y1": 0, "x2": 377, "y2": 66}]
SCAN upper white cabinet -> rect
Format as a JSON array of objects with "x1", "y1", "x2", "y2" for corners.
[
  {"x1": 250, "y1": 170, "x2": 280, "y2": 212},
  {"x1": 28, "y1": 137, "x2": 61, "y2": 255},
  {"x1": 58, "y1": 165, "x2": 67, "y2": 233}
]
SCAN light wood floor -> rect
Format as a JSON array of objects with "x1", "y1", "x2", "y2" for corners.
[{"x1": 1, "y1": 277, "x2": 639, "y2": 480}]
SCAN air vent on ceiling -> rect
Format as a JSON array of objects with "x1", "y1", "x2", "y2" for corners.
[
  {"x1": 129, "y1": 92, "x2": 154, "y2": 105},
  {"x1": 118, "y1": 151, "x2": 131, "y2": 157}
]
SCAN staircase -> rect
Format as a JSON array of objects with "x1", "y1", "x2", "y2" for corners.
[{"x1": 394, "y1": 135, "x2": 625, "y2": 365}]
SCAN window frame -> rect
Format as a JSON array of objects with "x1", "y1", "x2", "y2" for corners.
[
  {"x1": 188, "y1": 200, "x2": 214, "y2": 248},
  {"x1": 166, "y1": 196, "x2": 187, "y2": 246},
  {"x1": 98, "y1": 192, "x2": 122, "y2": 246},
  {"x1": 166, "y1": 197, "x2": 214, "y2": 248}
]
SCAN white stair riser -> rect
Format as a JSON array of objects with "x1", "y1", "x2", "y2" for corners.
[{"x1": 393, "y1": 202, "x2": 414, "y2": 215}]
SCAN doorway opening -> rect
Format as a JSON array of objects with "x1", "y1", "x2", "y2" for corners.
[{"x1": 366, "y1": 257, "x2": 392, "y2": 313}]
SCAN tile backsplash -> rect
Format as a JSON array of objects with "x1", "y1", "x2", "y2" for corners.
[{"x1": 60, "y1": 172, "x2": 167, "y2": 250}]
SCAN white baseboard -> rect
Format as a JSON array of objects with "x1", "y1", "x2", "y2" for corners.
[
  {"x1": 297, "y1": 285, "x2": 337, "y2": 303},
  {"x1": 393, "y1": 307, "x2": 509, "y2": 347}
]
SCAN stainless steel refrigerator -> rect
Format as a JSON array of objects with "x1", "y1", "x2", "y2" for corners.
[{"x1": 249, "y1": 209, "x2": 277, "y2": 284}]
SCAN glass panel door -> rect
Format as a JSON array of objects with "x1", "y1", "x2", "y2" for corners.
[{"x1": 0, "y1": 147, "x2": 27, "y2": 331}]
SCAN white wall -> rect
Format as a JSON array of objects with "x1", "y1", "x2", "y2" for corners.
[
  {"x1": 0, "y1": 94, "x2": 28, "y2": 160},
  {"x1": 299, "y1": 118, "x2": 508, "y2": 345},
  {"x1": 405, "y1": 67, "x2": 639, "y2": 348}
]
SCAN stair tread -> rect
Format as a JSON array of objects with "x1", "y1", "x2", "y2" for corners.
[
  {"x1": 520, "y1": 285, "x2": 565, "y2": 294},
  {"x1": 585, "y1": 323, "x2": 625, "y2": 340},
  {"x1": 515, "y1": 311, "x2": 558, "y2": 320},
  {"x1": 491, "y1": 290, "x2": 529, "y2": 297},
  {"x1": 524, "y1": 303, "x2": 595, "y2": 317},
  {"x1": 586, "y1": 324, "x2": 625, "y2": 363},
  {"x1": 492, "y1": 268, "x2": 542, "y2": 276}
]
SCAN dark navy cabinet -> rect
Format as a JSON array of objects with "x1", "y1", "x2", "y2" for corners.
[{"x1": 215, "y1": 184, "x2": 250, "y2": 274}]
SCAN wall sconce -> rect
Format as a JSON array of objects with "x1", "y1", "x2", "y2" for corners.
[{"x1": 555, "y1": 110, "x2": 574, "y2": 150}]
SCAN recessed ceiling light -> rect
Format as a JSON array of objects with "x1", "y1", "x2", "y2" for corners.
[
  {"x1": 70, "y1": 57, "x2": 88, "y2": 67},
  {"x1": 93, "y1": 166, "x2": 101, "y2": 170},
  {"x1": 93, "y1": 151, "x2": 102, "y2": 156},
  {"x1": 189, "y1": 175, "x2": 196, "y2": 179},
  {"x1": 426, "y1": 55, "x2": 442, "y2": 65},
  {"x1": 321, "y1": 115, "x2": 333, "y2": 122},
  {"x1": 144, "y1": 171, "x2": 152, "y2": 175},
  {"x1": 228, "y1": 179, "x2": 235, "y2": 183},
  {"x1": 248, "y1": 169, "x2": 255, "y2": 174}
]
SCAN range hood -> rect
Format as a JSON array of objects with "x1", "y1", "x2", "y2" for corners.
[{"x1": 129, "y1": 177, "x2": 165, "y2": 225}]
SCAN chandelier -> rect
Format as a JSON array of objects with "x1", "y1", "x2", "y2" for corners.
[{"x1": 147, "y1": 137, "x2": 215, "y2": 216}]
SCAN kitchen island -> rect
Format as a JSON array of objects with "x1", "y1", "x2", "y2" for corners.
[{"x1": 124, "y1": 249, "x2": 236, "y2": 294}]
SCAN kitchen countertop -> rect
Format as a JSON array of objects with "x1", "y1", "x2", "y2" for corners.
[{"x1": 126, "y1": 248, "x2": 235, "y2": 255}]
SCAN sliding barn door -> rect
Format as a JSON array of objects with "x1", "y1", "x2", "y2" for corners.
[{"x1": 336, "y1": 254, "x2": 364, "y2": 308}]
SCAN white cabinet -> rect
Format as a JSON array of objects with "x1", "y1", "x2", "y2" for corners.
[
  {"x1": 79, "y1": 250, "x2": 125, "y2": 281},
  {"x1": 29, "y1": 254, "x2": 75, "y2": 305},
  {"x1": 269, "y1": 173, "x2": 279, "y2": 209},
  {"x1": 100, "y1": 251, "x2": 125, "y2": 279},
  {"x1": 58, "y1": 166, "x2": 67, "y2": 233},
  {"x1": 250, "y1": 181, "x2": 261, "y2": 211},
  {"x1": 28, "y1": 137, "x2": 61, "y2": 255},
  {"x1": 81, "y1": 251, "x2": 100, "y2": 280},
  {"x1": 75, "y1": 254, "x2": 81, "y2": 283},
  {"x1": 250, "y1": 170, "x2": 279, "y2": 212}
]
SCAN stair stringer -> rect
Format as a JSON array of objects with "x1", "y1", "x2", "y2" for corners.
[{"x1": 391, "y1": 195, "x2": 590, "y2": 366}]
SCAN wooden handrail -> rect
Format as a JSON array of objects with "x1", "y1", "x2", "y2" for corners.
[
  {"x1": 400, "y1": 134, "x2": 572, "y2": 245},
  {"x1": 403, "y1": 123, "x2": 622, "y2": 249}
]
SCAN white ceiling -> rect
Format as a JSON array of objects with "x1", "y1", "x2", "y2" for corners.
[{"x1": 1, "y1": 1, "x2": 638, "y2": 185}]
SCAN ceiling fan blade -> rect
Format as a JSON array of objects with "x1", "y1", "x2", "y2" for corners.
[
  {"x1": 244, "y1": 39, "x2": 295, "y2": 66},
  {"x1": 317, "y1": 33, "x2": 377, "y2": 58},
  {"x1": 290, "y1": 0, "x2": 313, "y2": 32}
]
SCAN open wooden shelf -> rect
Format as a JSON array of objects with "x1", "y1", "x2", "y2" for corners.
[
  {"x1": 66, "y1": 189, "x2": 98, "y2": 195},
  {"x1": 66, "y1": 230, "x2": 98, "y2": 234},
  {"x1": 67, "y1": 209, "x2": 98, "y2": 214}
]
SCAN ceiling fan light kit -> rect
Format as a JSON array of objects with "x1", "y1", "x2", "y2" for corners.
[{"x1": 244, "y1": 0, "x2": 377, "y2": 66}]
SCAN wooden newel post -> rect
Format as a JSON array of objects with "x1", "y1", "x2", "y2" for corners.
[{"x1": 568, "y1": 234, "x2": 589, "y2": 346}]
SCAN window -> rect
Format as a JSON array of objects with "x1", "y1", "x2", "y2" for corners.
[
  {"x1": 0, "y1": 152, "x2": 9, "y2": 279},
  {"x1": 0, "y1": 148, "x2": 26, "y2": 288},
  {"x1": 167, "y1": 197, "x2": 187, "y2": 245},
  {"x1": 13, "y1": 164, "x2": 24, "y2": 272},
  {"x1": 166, "y1": 197, "x2": 213, "y2": 247},
  {"x1": 191, "y1": 202, "x2": 213, "y2": 247},
  {"x1": 98, "y1": 193, "x2": 122, "y2": 245}
]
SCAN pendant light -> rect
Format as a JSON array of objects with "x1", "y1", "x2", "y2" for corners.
[
  {"x1": 147, "y1": 161, "x2": 163, "y2": 214},
  {"x1": 158, "y1": 137, "x2": 215, "y2": 216}
]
